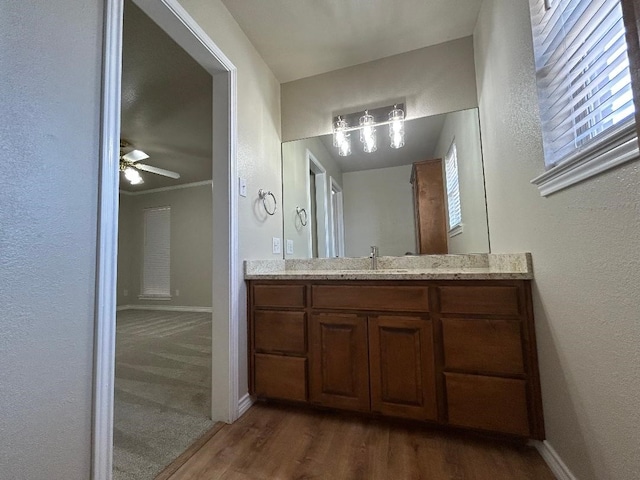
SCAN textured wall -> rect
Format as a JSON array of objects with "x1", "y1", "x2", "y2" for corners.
[
  {"x1": 178, "y1": 0, "x2": 282, "y2": 398},
  {"x1": 281, "y1": 37, "x2": 478, "y2": 141},
  {"x1": 0, "y1": 1, "x2": 103, "y2": 478},
  {"x1": 342, "y1": 165, "x2": 416, "y2": 257},
  {"x1": 474, "y1": 1, "x2": 640, "y2": 479},
  {"x1": 117, "y1": 185, "x2": 213, "y2": 308},
  {"x1": 433, "y1": 109, "x2": 489, "y2": 254}
]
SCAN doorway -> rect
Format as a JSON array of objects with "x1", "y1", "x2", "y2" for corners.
[{"x1": 94, "y1": 1, "x2": 239, "y2": 479}]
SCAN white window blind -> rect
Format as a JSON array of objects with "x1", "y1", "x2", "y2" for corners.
[
  {"x1": 530, "y1": 0, "x2": 636, "y2": 168},
  {"x1": 141, "y1": 206, "x2": 171, "y2": 297},
  {"x1": 445, "y1": 142, "x2": 462, "y2": 230}
]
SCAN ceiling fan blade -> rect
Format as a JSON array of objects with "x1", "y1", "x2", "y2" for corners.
[
  {"x1": 122, "y1": 149, "x2": 149, "y2": 163},
  {"x1": 135, "y1": 163, "x2": 181, "y2": 179}
]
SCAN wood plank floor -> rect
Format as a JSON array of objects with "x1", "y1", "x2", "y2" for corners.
[{"x1": 165, "y1": 403, "x2": 555, "y2": 480}]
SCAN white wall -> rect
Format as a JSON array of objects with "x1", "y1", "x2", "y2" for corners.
[
  {"x1": 342, "y1": 165, "x2": 416, "y2": 257},
  {"x1": 0, "y1": 1, "x2": 102, "y2": 478},
  {"x1": 433, "y1": 109, "x2": 489, "y2": 254},
  {"x1": 282, "y1": 137, "x2": 343, "y2": 258},
  {"x1": 179, "y1": 0, "x2": 282, "y2": 398},
  {"x1": 117, "y1": 185, "x2": 213, "y2": 308},
  {"x1": 281, "y1": 37, "x2": 478, "y2": 141},
  {"x1": 474, "y1": 1, "x2": 640, "y2": 479}
]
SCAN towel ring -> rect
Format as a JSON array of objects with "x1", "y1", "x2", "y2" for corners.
[
  {"x1": 258, "y1": 189, "x2": 277, "y2": 215},
  {"x1": 296, "y1": 206, "x2": 308, "y2": 226}
]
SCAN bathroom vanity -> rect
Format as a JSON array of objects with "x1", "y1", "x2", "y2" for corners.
[{"x1": 245, "y1": 254, "x2": 544, "y2": 440}]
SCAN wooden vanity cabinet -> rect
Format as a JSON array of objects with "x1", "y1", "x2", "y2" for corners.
[
  {"x1": 309, "y1": 313, "x2": 370, "y2": 412},
  {"x1": 248, "y1": 279, "x2": 544, "y2": 440},
  {"x1": 249, "y1": 284, "x2": 308, "y2": 402}
]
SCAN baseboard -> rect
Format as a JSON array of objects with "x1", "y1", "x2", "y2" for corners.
[
  {"x1": 116, "y1": 304, "x2": 212, "y2": 313},
  {"x1": 531, "y1": 440, "x2": 577, "y2": 480},
  {"x1": 238, "y1": 393, "x2": 254, "y2": 418}
]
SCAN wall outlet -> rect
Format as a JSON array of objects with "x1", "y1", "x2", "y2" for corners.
[
  {"x1": 123, "y1": 289, "x2": 128, "y2": 297},
  {"x1": 272, "y1": 237, "x2": 281, "y2": 254},
  {"x1": 286, "y1": 239, "x2": 294, "y2": 255},
  {"x1": 175, "y1": 289, "x2": 180, "y2": 297},
  {"x1": 239, "y1": 177, "x2": 247, "y2": 197}
]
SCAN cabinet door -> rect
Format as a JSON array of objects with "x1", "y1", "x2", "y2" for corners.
[
  {"x1": 369, "y1": 316, "x2": 437, "y2": 421},
  {"x1": 309, "y1": 313, "x2": 370, "y2": 412}
]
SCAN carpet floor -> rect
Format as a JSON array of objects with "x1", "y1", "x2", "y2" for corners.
[{"x1": 113, "y1": 309, "x2": 214, "y2": 480}]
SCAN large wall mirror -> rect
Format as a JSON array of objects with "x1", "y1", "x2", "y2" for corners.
[{"x1": 281, "y1": 108, "x2": 490, "y2": 258}]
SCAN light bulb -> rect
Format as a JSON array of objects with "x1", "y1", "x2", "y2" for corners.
[
  {"x1": 389, "y1": 106, "x2": 405, "y2": 149},
  {"x1": 359, "y1": 111, "x2": 377, "y2": 153},
  {"x1": 333, "y1": 117, "x2": 348, "y2": 147},
  {"x1": 338, "y1": 134, "x2": 351, "y2": 156},
  {"x1": 124, "y1": 167, "x2": 144, "y2": 185}
]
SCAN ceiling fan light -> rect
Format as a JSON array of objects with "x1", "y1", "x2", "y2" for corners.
[{"x1": 124, "y1": 167, "x2": 144, "y2": 185}]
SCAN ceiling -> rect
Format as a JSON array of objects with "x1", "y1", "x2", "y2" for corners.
[
  {"x1": 318, "y1": 113, "x2": 447, "y2": 173},
  {"x1": 220, "y1": 0, "x2": 483, "y2": 83},
  {"x1": 120, "y1": 0, "x2": 212, "y2": 192}
]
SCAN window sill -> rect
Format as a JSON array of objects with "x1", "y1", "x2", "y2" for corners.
[
  {"x1": 138, "y1": 294, "x2": 172, "y2": 301},
  {"x1": 449, "y1": 224, "x2": 463, "y2": 238},
  {"x1": 531, "y1": 135, "x2": 639, "y2": 196}
]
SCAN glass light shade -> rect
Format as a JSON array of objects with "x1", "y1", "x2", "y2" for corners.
[
  {"x1": 124, "y1": 167, "x2": 144, "y2": 185},
  {"x1": 389, "y1": 106, "x2": 405, "y2": 149},
  {"x1": 333, "y1": 117, "x2": 348, "y2": 147},
  {"x1": 338, "y1": 134, "x2": 351, "y2": 156},
  {"x1": 359, "y1": 111, "x2": 377, "y2": 153}
]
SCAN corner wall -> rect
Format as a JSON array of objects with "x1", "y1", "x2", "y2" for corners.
[
  {"x1": 432, "y1": 109, "x2": 489, "y2": 254},
  {"x1": 474, "y1": 1, "x2": 640, "y2": 479},
  {"x1": 0, "y1": 1, "x2": 103, "y2": 478},
  {"x1": 178, "y1": 0, "x2": 282, "y2": 398}
]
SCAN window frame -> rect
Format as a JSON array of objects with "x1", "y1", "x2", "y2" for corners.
[
  {"x1": 529, "y1": 0, "x2": 640, "y2": 196},
  {"x1": 444, "y1": 140, "x2": 463, "y2": 236}
]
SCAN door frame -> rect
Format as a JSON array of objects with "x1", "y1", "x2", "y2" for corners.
[
  {"x1": 93, "y1": 1, "x2": 239, "y2": 479},
  {"x1": 305, "y1": 149, "x2": 330, "y2": 257}
]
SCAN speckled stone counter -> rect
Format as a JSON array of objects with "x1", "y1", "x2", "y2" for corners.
[{"x1": 244, "y1": 253, "x2": 533, "y2": 280}]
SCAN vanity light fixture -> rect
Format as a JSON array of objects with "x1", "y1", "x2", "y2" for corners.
[{"x1": 332, "y1": 103, "x2": 405, "y2": 156}]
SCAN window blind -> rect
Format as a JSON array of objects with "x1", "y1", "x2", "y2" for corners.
[
  {"x1": 530, "y1": 0, "x2": 635, "y2": 167},
  {"x1": 142, "y1": 206, "x2": 171, "y2": 297},
  {"x1": 445, "y1": 142, "x2": 462, "y2": 230}
]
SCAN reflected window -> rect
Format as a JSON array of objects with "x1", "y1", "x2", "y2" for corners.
[{"x1": 445, "y1": 142, "x2": 462, "y2": 231}]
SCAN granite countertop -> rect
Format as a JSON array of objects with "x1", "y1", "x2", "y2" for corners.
[{"x1": 244, "y1": 253, "x2": 533, "y2": 280}]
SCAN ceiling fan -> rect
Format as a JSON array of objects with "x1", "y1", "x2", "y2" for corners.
[{"x1": 119, "y1": 140, "x2": 181, "y2": 185}]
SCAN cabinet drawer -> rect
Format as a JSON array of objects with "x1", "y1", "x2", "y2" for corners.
[
  {"x1": 312, "y1": 285, "x2": 429, "y2": 312},
  {"x1": 445, "y1": 373, "x2": 529, "y2": 436},
  {"x1": 439, "y1": 286, "x2": 520, "y2": 315},
  {"x1": 442, "y1": 318, "x2": 524, "y2": 374},
  {"x1": 254, "y1": 311, "x2": 306, "y2": 355},
  {"x1": 254, "y1": 354, "x2": 307, "y2": 402},
  {"x1": 253, "y1": 284, "x2": 306, "y2": 308}
]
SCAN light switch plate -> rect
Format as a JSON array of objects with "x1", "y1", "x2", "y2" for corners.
[
  {"x1": 286, "y1": 239, "x2": 294, "y2": 255},
  {"x1": 272, "y1": 237, "x2": 281, "y2": 254},
  {"x1": 239, "y1": 177, "x2": 247, "y2": 197}
]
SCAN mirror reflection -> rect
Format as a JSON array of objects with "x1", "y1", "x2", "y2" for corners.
[{"x1": 282, "y1": 108, "x2": 490, "y2": 258}]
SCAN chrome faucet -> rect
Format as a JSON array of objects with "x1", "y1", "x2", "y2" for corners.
[{"x1": 369, "y1": 245, "x2": 379, "y2": 270}]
